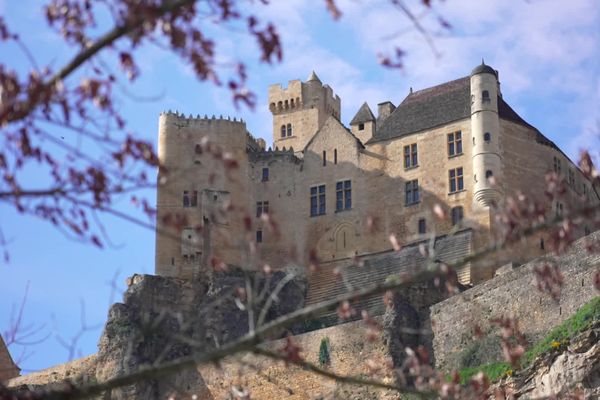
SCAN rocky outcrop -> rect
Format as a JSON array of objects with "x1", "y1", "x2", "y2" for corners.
[
  {"x1": 491, "y1": 322, "x2": 600, "y2": 398},
  {"x1": 0, "y1": 335, "x2": 20, "y2": 383},
  {"x1": 7, "y1": 271, "x2": 307, "y2": 399}
]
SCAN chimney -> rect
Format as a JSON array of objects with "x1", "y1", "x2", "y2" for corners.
[{"x1": 377, "y1": 101, "x2": 396, "y2": 124}]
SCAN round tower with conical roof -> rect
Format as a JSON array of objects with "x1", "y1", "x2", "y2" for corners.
[{"x1": 470, "y1": 61, "x2": 502, "y2": 206}]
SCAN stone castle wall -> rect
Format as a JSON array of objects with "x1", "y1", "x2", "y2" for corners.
[
  {"x1": 155, "y1": 69, "x2": 599, "y2": 288},
  {"x1": 430, "y1": 231, "x2": 600, "y2": 371}
]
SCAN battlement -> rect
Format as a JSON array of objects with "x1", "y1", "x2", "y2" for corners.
[
  {"x1": 248, "y1": 145, "x2": 301, "y2": 163},
  {"x1": 268, "y1": 72, "x2": 340, "y2": 117},
  {"x1": 160, "y1": 110, "x2": 247, "y2": 129}
]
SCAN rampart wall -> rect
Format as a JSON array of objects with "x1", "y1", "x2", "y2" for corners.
[{"x1": 430, "y1": 231, "x2": 600, "y2": 371}]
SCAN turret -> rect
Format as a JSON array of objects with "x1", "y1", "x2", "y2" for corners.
[
  {"x1": 350, "y1": 102, "x2": 376, "y2": 143},
  {"x1": 268, "y1": 71, "x2": 341, "y2": 156},
  {"x1": 470, "y1": 61, "x2": 502, "y2": 206}
]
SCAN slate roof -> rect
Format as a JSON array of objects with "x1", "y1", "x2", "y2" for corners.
[
  {"x1": 367, "y1": 76, "x2": 560, "y2": 152},
  {"x1": 349, "y1": 102, "x2": 376, "y2": 125},
  {"x1": 305, "y1": 229, "x2": 473, "y2": 323}
]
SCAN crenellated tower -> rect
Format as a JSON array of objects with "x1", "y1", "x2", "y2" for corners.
[
  {"x1": 470, "y1": 62, "x2": 502, "y2": 206},
  {"x1": 268, "y1": 71, "x2": 341, "y2": 155},
  {"x1": 155, "y1": 112, "x2": 252, "y2": 279}
]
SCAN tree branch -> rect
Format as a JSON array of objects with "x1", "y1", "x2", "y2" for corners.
[{"x1": 6, "y1": 0, "x2": 198, "y2": 124}]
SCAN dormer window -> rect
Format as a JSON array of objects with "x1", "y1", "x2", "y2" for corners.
[
  {"x1": 358, "y1": 123, "x2": 365, "y2": 131},
  {"x1": 482, "y1": 90, "x2": 490, "y2": 103}
]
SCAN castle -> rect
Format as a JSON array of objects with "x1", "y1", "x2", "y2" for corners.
[{"x1": 154, "y1": 62, "x2": 598, "y2": 288}]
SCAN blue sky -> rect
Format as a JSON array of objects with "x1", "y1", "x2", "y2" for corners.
[{"x1": 1, "y1": 0, "x2": 599, "y2": 372}]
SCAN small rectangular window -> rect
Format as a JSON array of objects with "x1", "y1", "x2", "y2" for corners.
[
  {"x1": 358, "y1": 123, "x2": 365, "y2": 131},
  {"x1": 451, "y1": 206, "x2": 464, "y2": 226},
  {"x1": 336, "y1": 180, "x2": 352, "y2": 211},
  {"x1": 553, "y1": 157, "x2": 562, "y2": 174},
  {"x1": 262, "y1": 167, "x2": 269, "y2": 182},
  {"x1": 310, "y1": 185, "x2": 326, "y2": 216},
  {"x1": 448, "y1": 131, "x2": 463, "y2": 157},
  {"x1": 404, "y1": 143, "x2": 418, "y2": 168},
  {"x1": 482, "y1": 90, "x2": 490, "y2": 103},
  {"x1": 449, "y1": 167, "x2": 464, "y2": 193},
  {"x1": 256, "y1": 230, "x2": 263, "y2": 243},
  {"x1": 418, "y1": 218, "x2": 426, "y2": 234},
  {"x1": 405, "y1": 179, "x2": 419, "y2": 205},
  {"x1": 256, "y1": 201, "x2": 269, "y2": 218},
  {"x1": 190, "y1": 190, "x2": 198, "y2": 207},
  {"x1": 183, "y1": 191, "x2": 190, "y2": 207}
]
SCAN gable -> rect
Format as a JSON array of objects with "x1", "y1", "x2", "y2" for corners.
[{"x1": 303, "y1": 116, "x2": 364, "y2": 155}]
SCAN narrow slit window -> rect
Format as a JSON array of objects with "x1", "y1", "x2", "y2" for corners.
[
  {"x1": 418, "y1": 218, "x2": 426, "y2": 234},
  {"x1": 323, "y1": 151, "x2": 327, "y2": 166},
  {"x1": 280, "y1": 125, "x2": 286, "y2": 138},
  {"x1": 287, "y1": 123, "x2": 292, "y2": 137},
  {"x1": 334, "y1": 149, "x2": 338, "y2": 164}
]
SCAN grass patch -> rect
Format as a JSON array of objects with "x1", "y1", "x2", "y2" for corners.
[
  {"x1": 523, "y1": 296, "x2": 600, "y2": 364},
  {"x1": 457, "y1": 296, "x2": 600, "y2": 384},
  {"x1": 457, "y1": 362, "x2": 512, "y2": 384}
]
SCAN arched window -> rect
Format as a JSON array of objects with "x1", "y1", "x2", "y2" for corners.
[
  {"x1": 269, "y1": 102, "x2": 275, "y2": 110},
  {"x1": 482, "y1": 90, "x2": 490, "y2": 103},
  {"x1": 290, "y1": 98, "x2": 295, "y2": 108},
  {"x1": 485, "y1": 170, "x2": 493, "y2": 180},
  {"x1": 277, "y1": 101, "x2": 282, "y2": 110},
  {"x1": 286, "y1": 123, "x2": 292, "y2": 137},
  {"x1": 284, "y1": 100, "x2": 289, "y2": 109},
  {"x1": 280, "y1": 125, "x2": 286, "y2": 138},
  {"x1": 451, "y1": 206, "x2": 464, "y2": 226},
  {"x1": 484, "y1": 132, "x2": 491, "y2": 143}
]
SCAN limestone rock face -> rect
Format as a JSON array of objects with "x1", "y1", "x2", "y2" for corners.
[
  {"x1": 95, "y1": 274, "x2": 212, "y2": 399},
  {"x1": 516, "y1": 326, "x2": 600, "y2": 399},
  {"x1": 94, "y1": 271, "x2": 306, "y2": 399}
]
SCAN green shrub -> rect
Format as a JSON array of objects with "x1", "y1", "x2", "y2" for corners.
[{"x1": 318, "y1": 337, "x2": 331, "y2": 365}]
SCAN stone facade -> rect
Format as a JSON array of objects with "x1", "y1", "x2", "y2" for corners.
[{"x1": 155, "y1": 63, "x2": 599, "y2": 287}]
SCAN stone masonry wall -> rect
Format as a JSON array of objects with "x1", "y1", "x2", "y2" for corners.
[{"x1": 430, "y1": 231, "x2": 600, "y2": 372}]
